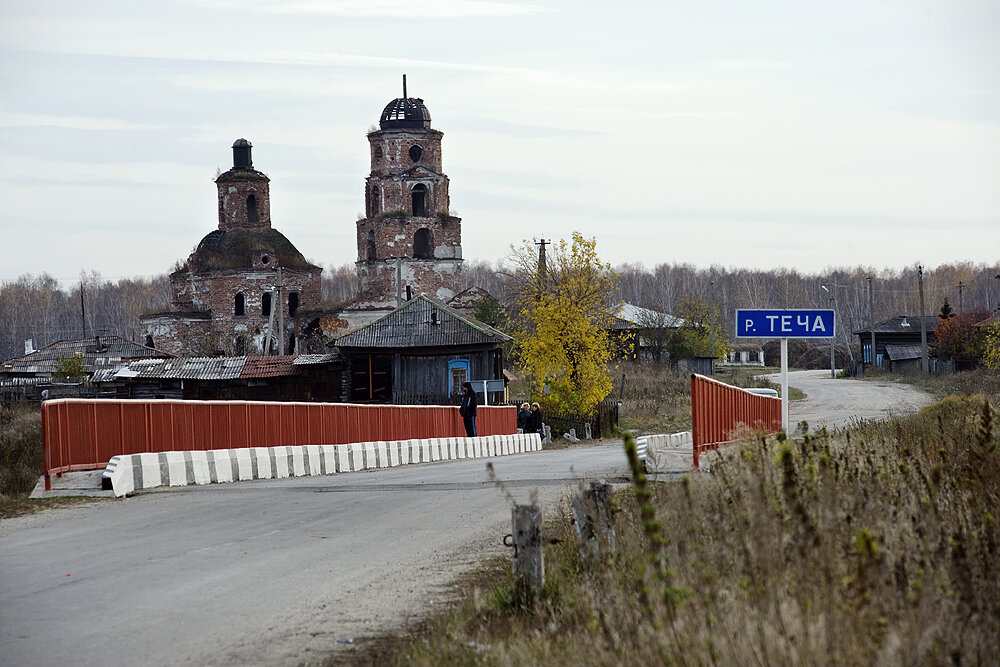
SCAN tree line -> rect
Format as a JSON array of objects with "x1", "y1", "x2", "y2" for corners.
[{"x1": 2, "y1": 259, "x2": 998, "y2": 363}]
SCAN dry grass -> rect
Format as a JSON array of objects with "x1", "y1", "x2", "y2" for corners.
[
  {"x1": 0, "y1": 402, "x2": 43, "y2": 498},
  {"x1": 617, "y1": 363, "x2": 781, "y2": 435},
  {"x1": 382, "y1": 394, "x2": 1000, "y2": 666}
]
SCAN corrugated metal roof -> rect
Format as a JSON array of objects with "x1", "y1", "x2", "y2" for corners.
[
  {"x1": 2, "y1": 336, "x2": 171, "y2": 375},
  {"x1": 292, "y1": 353, "x2": 341, "y2": 365},
  {"x1": 611, "y1": 303, "x2": 685, "y2": 330},
  {"x1": 89, "y1": 353, "x2": 341, "y2": 383},
  {"x1": 854, "y1": 316, "x2": 939, "y2": 335},
  {"x1": 336, "y1": 294, "x2": 511, "y2": 349},
  {"x1": 91, "y1": 357, "x2": 247, "y2": 381}
]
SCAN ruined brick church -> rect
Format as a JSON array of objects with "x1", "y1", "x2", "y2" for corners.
[{"x1": 143, "y1": 81, "x2": 471, "y2": 355}]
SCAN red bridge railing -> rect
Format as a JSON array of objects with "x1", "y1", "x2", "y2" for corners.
[
  {"x1": 42, "y1": 399, "x2": 515, "y2": 488},
  {"x1": 690, "y1": 373, "x2": 781, "y2": 469}
]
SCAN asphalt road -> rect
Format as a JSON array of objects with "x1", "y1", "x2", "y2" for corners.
[
  {"x1": 0, "y1": 444, "x2": 632, "y2": 667},
  {"x1": 766, "y1": 369, "x2": 934, "y2": 433}
]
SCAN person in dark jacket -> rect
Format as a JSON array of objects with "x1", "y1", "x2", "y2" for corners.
[
  {"x1": 516, "y1": 402, "x2": 530, "y2": 432},
  {"x1": 526, "y1": 402, "x2": 543, "y2": 435},
  {"x1": 459, "y1": 381, "x2": 478, "y2": 437}
]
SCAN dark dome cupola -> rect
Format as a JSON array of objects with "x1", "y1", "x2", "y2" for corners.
[{"x1": 379, "y1": 75, "x2": 432, "y2": 130}]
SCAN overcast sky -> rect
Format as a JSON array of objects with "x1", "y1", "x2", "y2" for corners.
[{"x1": 1, "y1": 0, "x2": 997, "y2": 286}]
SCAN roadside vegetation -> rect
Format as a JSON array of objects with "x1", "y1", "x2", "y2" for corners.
[
  {"x1": 350, "y1": 374, "x2": 998, "y2": 666},
  {"x1": 0, "y1": 402, "x2": 95, "y2": 518}
]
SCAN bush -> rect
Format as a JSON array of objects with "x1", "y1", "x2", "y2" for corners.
[{"x1": 0, "y1": 402, "x2": 43, "y2": 497}]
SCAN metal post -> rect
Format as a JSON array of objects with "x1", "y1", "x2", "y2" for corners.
[
  {"x1": 780, "y1": 337, "x2": 789, "y2": 432},
  {"x1": 868, "y1": 276, "x2": 876, "y2": 371},
  {"x1": 919, "y1": 265, "x2": 928, "y2": 374},
  {"x1": 830, "y1": 297, "x2": 836, "y2": 379}
]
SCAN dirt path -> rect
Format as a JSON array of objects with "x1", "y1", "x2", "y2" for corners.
[{"x1": 765, "y1": 369, "x2": 935, "y2": 433}]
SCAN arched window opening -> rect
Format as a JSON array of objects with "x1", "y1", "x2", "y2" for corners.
[
  {"x1": 286, "y1": 333, "x2": 296, "y2": 355},
  {"x1": 411, "y1": 184, "x2": 427, "y2": 217},
  {"x1": 288, "y1": 292, "x2": 299, "y2": 317},
  {"x1": 414, "y1": 228, "x2": 433, "y2": 259},
  {"x1": 145, "y1": 335, "x2": 154, "y2": 348},
  {"x1": 247, "y1": 194, "x2": 258, "y2": 224},
  {"x1": 369, "y1": 185, "x2": 379, "y2": 217},
  {"x1": 367, "y1": 230, "x2": 377, "y2": 263},
  {"x1": 234, "y1": 292, "x2": 246, "y2": 316},
  {"x1": 262, "y1": 291, "x2": 272, "y2": 316}
]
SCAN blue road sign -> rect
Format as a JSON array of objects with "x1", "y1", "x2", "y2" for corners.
[{"x1": 735, "y1": 309, "x2": 835, "y2": 338}]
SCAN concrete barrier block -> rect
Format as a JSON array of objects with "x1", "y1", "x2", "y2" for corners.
[
  {"x1": 305, "y1": 445, "x2": 321, "y2": 476},
  {"x1": 364, "y1": 442, "x2": 378, "y2": 470},
  {"x1": 138, "y1": 452, "x2": 162, "y2": 489},
  {"x1": 250, "y1": 447, "x2": 271, "y2": 479},
  {"x1": 349, "y1": 443, "x2": 364, "y2": 471},
  {"x1": 270, "y1": 447, "x2": 288, "y2": 478},
  {"x1": 164, "y1": 451, "x2": 186, "y2": 486},
  {"x1": 190, "y1": 451, "x2": 211, "y2": 485},
  {"x1": 108, "y1": 455, "x2": 134, "y2": 497},
  {"x1": 288, "y1": 446, "x2": 305, "y2": 476},
  {"x1": 211, "y1": 450, "x2": 232, "y2": 483},
  {"x1": 319, "y1": 445, "x2": 336, "y2": 474},
  {"x1": 235, "y1": 448, "x2": 254, "y2": 480},
  {"x1": 334, "y1": 444, "x2": 349, "y2": 473}
]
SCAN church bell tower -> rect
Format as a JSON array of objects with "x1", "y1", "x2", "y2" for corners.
[{"x1": 354, "y1": 76, "x2": 463, "y2": 309}]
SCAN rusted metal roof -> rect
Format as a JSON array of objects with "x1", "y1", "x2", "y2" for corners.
[
  {"x1": 240, "y1": 356, "x2": 299, "y2": 378},
  {"x1": 335, "y1": 294, "x2": 511, "y2": 349}
]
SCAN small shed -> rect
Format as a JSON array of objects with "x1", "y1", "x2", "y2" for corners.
[{"x1": 334, "y1": 294, "x2": 511, "y2": 404}]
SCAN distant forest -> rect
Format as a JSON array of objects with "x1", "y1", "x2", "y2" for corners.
[{"x1": 2, "y1": 260, "x2": 998, "y2": 362}]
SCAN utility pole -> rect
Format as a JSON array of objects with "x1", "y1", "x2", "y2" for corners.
[
  {"x1": 867, "y1": 276, "x2": 876, "y2": 372},
  {"x1": 79, "y1": 282, "x2": 86, "y2": 339},
  {"x1": 919, "y1": 266, "x2": 928, "y2": 374},
  {"x1": 276, "y1": 267, "x2": 284, "y2": 356},
  {"x1": 709, "y1": 279, "x2": 717, "y2": 366},
  {"x1": 957, "y1": 281, "x2": 964, "y2": 313}
]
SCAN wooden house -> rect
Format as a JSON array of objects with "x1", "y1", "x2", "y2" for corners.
[{"x1": 334, "y1": 294, "x2": 511, "y2": 404}]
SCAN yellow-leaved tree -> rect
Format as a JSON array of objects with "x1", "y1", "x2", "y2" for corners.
[{"x1": 510, "y1": 232, "x2": 618, "y2": 415}]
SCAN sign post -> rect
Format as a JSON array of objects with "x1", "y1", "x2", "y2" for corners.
[{"x1": 736, "y1": 309, "x2": 835, "y2": 433}]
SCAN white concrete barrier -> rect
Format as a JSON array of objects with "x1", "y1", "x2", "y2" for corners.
[
  {"x1": 103, "y1": 433, "x2": 543, "y2": 497},
  {"x1": 640, "y1": 431, "x2": 695, "y2": 474}
]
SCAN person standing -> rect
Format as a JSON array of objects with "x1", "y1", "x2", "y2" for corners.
[
  {"x1": 526, "y1": 402, "x2": 543, "y2": 435},
  {"x1": 516, "y1": 402, "x2": 530, "y2": 432},
  {"x1": 459, "y1": 381, "x2": 478, "y2": 437}
]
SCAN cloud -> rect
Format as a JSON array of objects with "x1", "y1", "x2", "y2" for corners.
[
  {"x1": 1, "y1": 175, "x2": 162, "y2": 189},
  {"x1": 187, "y1": 0, "x2": 548, "y2": 18}
]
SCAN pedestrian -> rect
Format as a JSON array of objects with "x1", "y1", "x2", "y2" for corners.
[
  {"x1": 526, "y1": 402, "x2": 543, "y2": 435},
  {"x1": 459, "y1": 381, "x2": 478, "y2": 437},
  {"x1": 516, "y1": 402, "x2": 530, "y2": 432}
]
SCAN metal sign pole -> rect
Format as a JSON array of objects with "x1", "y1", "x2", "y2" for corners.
[{"x1": 781, "y1": 337, "x2": 789, "y2": 433}]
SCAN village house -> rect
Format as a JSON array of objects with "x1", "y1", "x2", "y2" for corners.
[{"x1": 855, "y1": 315, "x2": 938, "y2": 373}]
